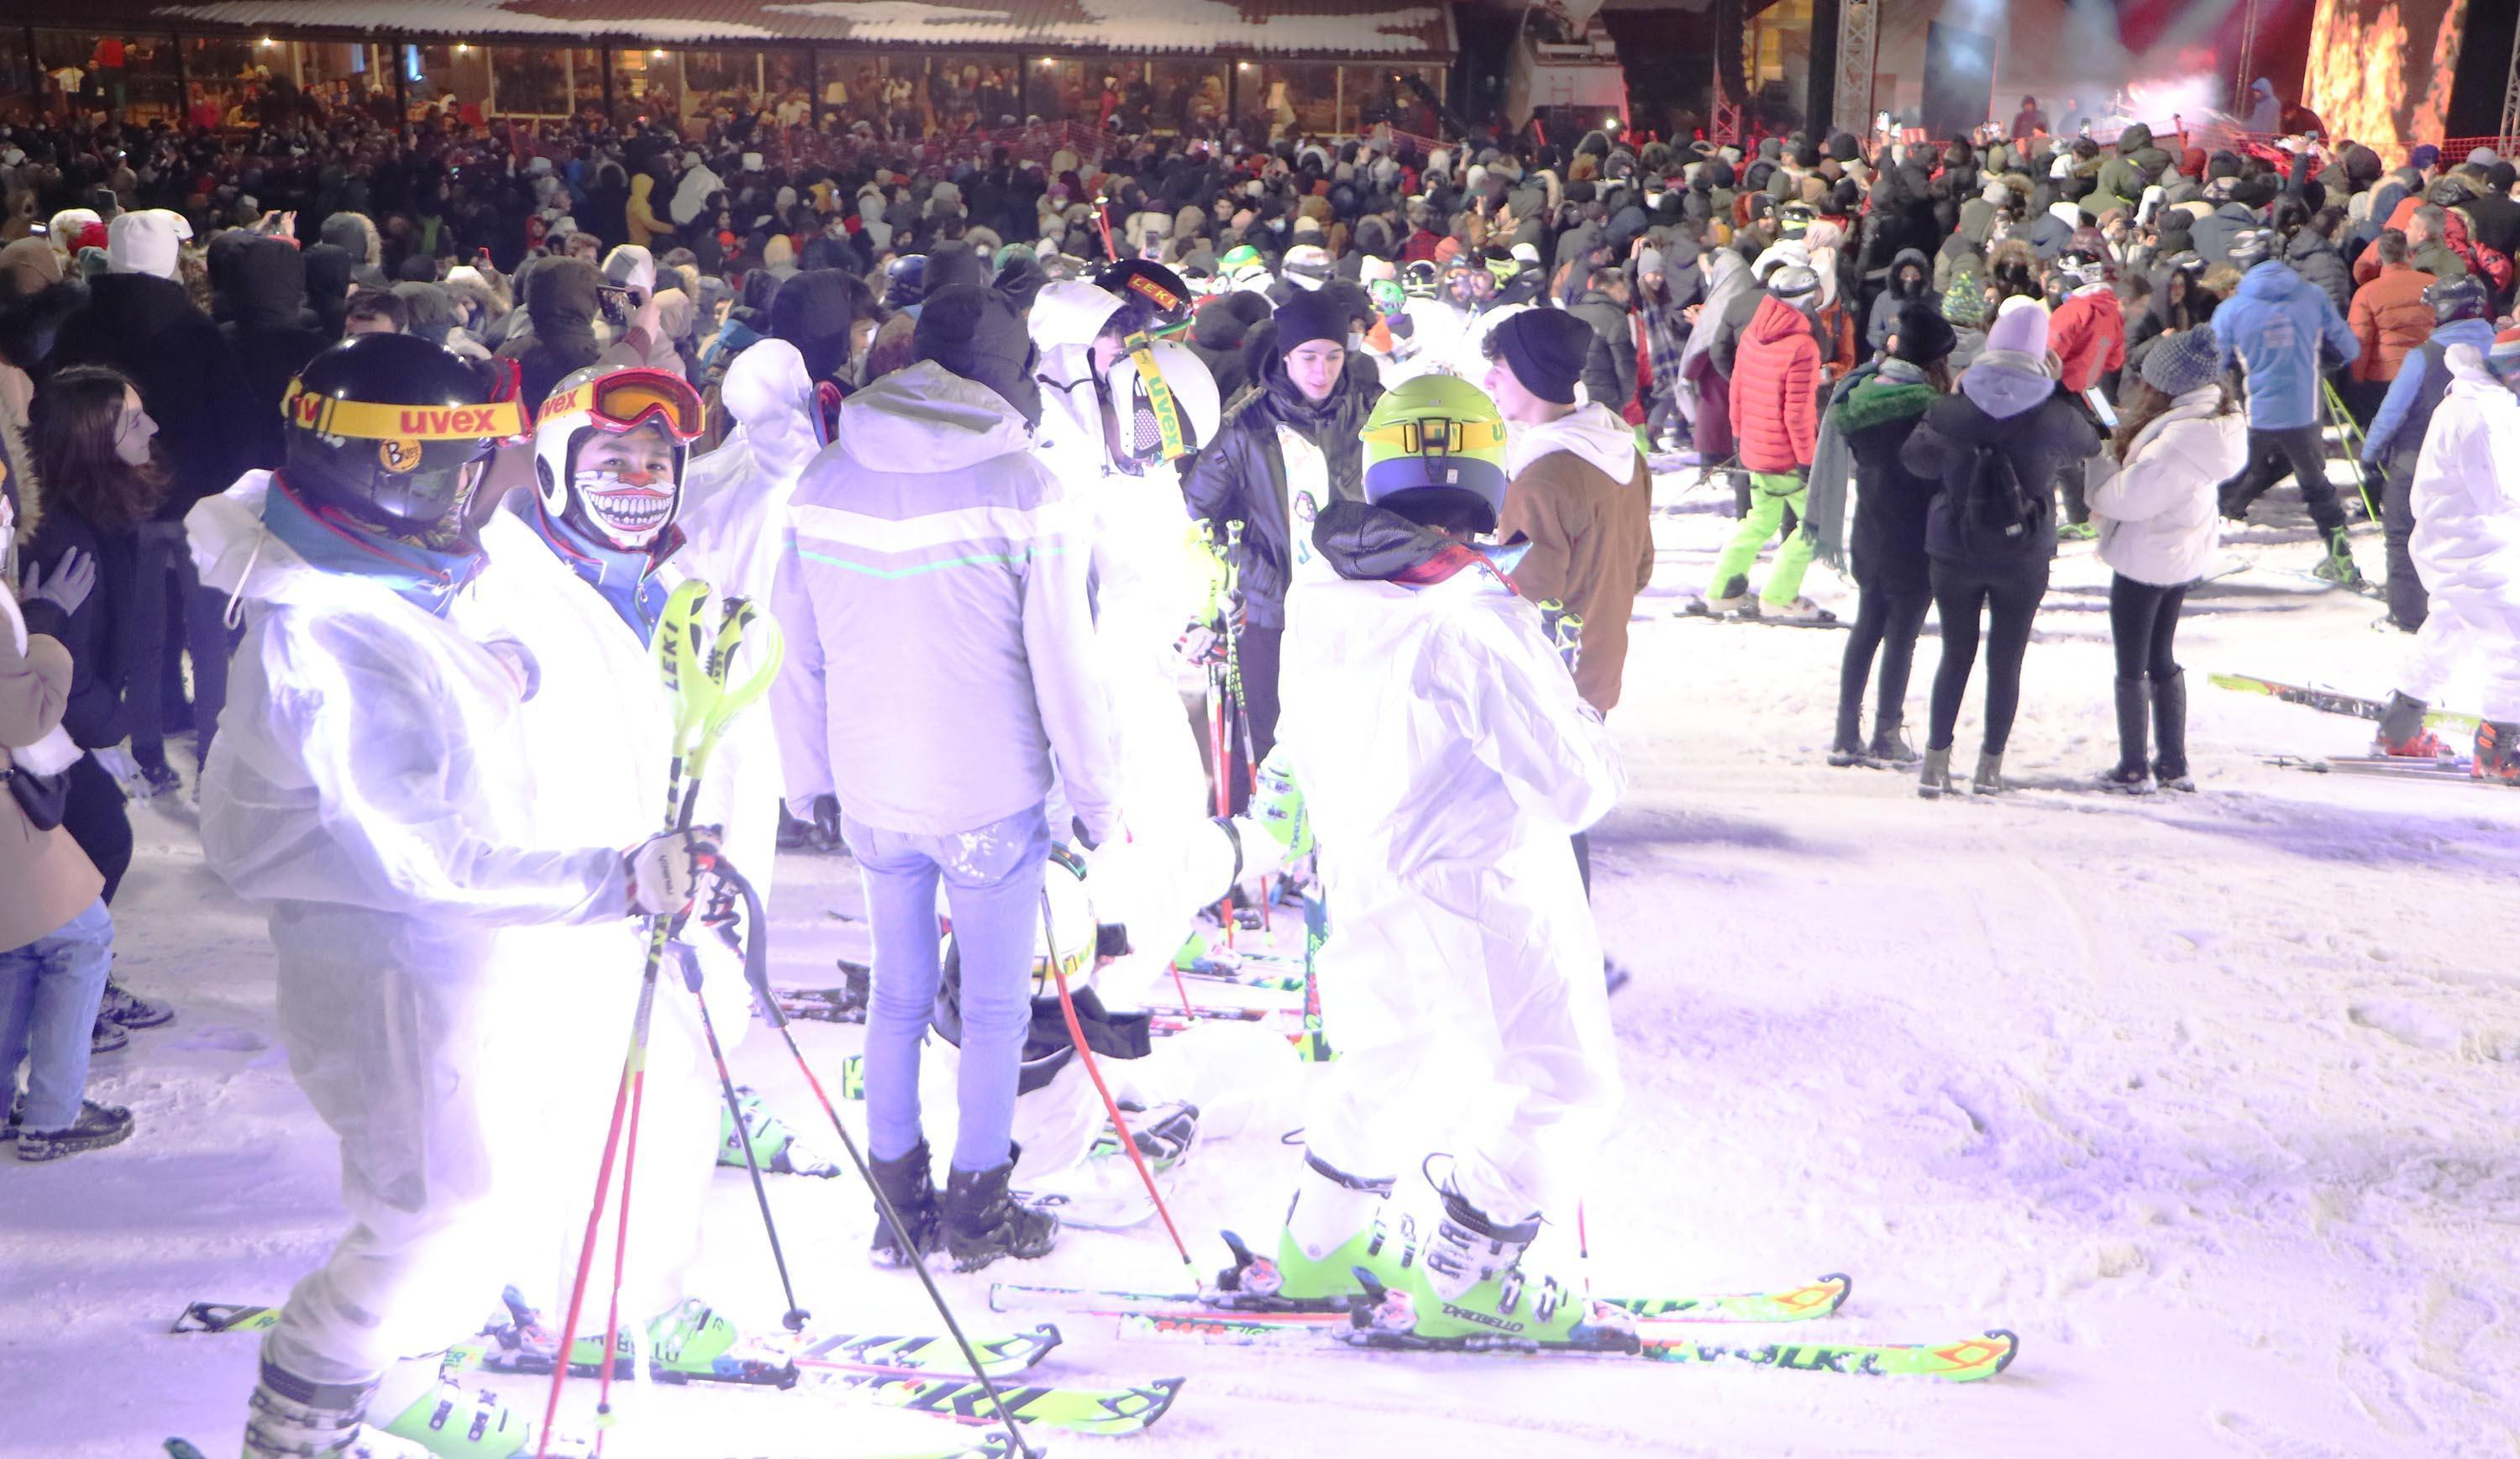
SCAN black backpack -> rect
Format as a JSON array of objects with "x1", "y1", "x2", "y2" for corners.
[{"x1": 1956, "y1": 439, "x2": 2041, "y2": 550}]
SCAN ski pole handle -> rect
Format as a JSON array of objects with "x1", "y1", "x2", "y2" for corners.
[{"x1": 1556, "y1": 611, "x2": 1584, "y2": 678}]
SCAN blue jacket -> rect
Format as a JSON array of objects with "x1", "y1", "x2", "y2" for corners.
[
  {"x1": 2363, "y1": 318, "x2": 2496, "y2": 462},
  {"x1": 2213, "y1": 261, "x2": 2359, "y2": 430}
]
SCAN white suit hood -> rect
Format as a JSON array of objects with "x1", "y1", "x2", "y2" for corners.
[
  {"x1": 1030, "y1": 281, "x2": 1125, "y2": 360},
  {"x1": 1509, "y1": 403, "x2": 1641, "y2": 481},
  {"x1": 837, "y1": 360, "x2": 1036, "y2": 473}
]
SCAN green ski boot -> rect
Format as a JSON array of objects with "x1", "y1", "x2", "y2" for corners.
[
  {"x1": 719, "y1": 1084, "x2": 838, "y2": 1177},
  {"x1": 375, "y1": 1374, "x2": 583, "y2": 1457},
  {"x1": 1347, "y1": 1183, "x2": 1637, "y2": 1351},
  {"x1": 1216, "y1": 1152, "x2": 1416, "y2": 1309}
]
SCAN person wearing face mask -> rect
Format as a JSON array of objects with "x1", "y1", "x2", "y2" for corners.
[
  {"x1": 1181, "y1": 286, "x2": 1386, "y2": 803},
  {"x1": 188, "y1": 333, "x2": 717, "y2": 1459},
  {"x1": 452, "y1": 363, "x2": 789, "y2": 1387}
]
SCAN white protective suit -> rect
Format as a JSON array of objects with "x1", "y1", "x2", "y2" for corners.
[
  {"x1": 189, "y1": 473, "x2": 627, "y2": 1386},
  {"x1": 1028, "y1": 283, "x2": 1218, "y2": 942},
  {"x1": 677, "y1": 339, "x2": 826, "y2": 605},
  {"x1": 2398, "y1": 345, "x2": 2520, "y2": 721},
  {"x1": 1030, "y1": 281, "x2": 1127, "y2": 473},
  {"x1": 1275, "y1": 549, "x2": 1623, "y2": 1224},
  {"x1": 452, "y1": 506, "x2": 780, "y2": 1331}
]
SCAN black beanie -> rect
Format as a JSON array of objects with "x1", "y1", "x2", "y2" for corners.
[
  {"x1": 770, "y1": 270, "x2": 864, "y2": 382},
  {"x1": 1273, "y1": 287, "x2": 1349, "y2": 359},
  {"x1": 1890, "y1": 300, "x2": 1957, "y2": 365},
  {"x1": 1493, "y1": 308, "x2": 1594, "y2": 405},
  {"x1": 915, "y1": 284, "x2": 1042, "y2": 426}
]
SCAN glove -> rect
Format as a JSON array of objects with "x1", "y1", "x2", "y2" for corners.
[
  {"x1": 21, "y1": 548, "x2": 98, "y2": 617},
  {"x1": 91, "y1": 745, "x2": 145, "y2": 795},
  {"x1": 807, "y1": 792, "x2": 843, "y2": 852},
  {"x1": 624, "y1": 827, "x2": 721, "y2": 916}
]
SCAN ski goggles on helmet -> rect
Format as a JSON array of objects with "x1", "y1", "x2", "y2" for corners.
[
  {"x1": 539, "y1": 368, "x2": 706, "y2": 443},
  {"x1": 1362, "y1": 411, "x2": 1509, "y2": 460},
  {"x1": 281, "y1": 357, "x2": 530, "y2": 451}
]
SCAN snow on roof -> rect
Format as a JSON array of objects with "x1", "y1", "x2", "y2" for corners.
[{"x1": 128, "y1": 0, "x2": 1452, "y2": 56}]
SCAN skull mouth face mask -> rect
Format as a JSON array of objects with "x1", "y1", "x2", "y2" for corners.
[
  {"x1": 561, "y1": 426, "x2": 684, "y2": 553},
  {"x1": 572, "y1": 459, "x2": 680, "y2": 548}
]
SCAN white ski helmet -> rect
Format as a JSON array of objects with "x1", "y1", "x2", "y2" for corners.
[
  {"x1": 1282, "y1": 244, "x2": 1333, "y2": 291},
  {"x1": 530, "y1": 365, "x2": 706, "y2": 553},
  {"x1": 1104, "y1": 340, "x2": 1221, "y2": 470},
  {"x1": 932, "y1": 844, "x2": 1147, "y2": 1096}
]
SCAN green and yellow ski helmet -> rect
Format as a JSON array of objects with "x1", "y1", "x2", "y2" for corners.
[{"x1": 1360, "y1": 374, "x2": 1511, "y2": 533}]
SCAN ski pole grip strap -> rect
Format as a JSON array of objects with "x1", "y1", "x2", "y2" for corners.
[{"x1": 717, "y1": 856, "x2": 774, "y2": 1003}]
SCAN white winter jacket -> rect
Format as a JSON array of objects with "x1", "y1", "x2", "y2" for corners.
[
  {"x1": 189, "y1": 473, "x2": 625, "y2": 948},
  {"x1": 2409, "y1": 346, "x2": 2520, "y2": 599},
  {"x1": 454, "y1": 508, "x2": 777, "y2": 1037},
  {"x1": 772, "y1": 360, "x2": 1118, "y2": 840},
  {"x1": 2090, "y1": 387, "x2": 2249, "y2": 587},
  {"x1": 679, "y1": 339, "x2": 823, "y2": 605}
]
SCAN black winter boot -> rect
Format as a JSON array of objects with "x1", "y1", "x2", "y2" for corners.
[
  {"x1": 867, "y1": 1140, "x2": 939, "y2": 1269},
  {"x1": 2098, "y1": 677, "x2": 2155, "y2": 793},
  {"x1": 942, "y1": 1160, "x2": 1060, "y2": 1272},
  {"x1": 2151, "y1": 670, "x2": 2194, "y2": 790},
  {"x1": 1866, "y1": 720, "x2": 1920, "y2": 766}
]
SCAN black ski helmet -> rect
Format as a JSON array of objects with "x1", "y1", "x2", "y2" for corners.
[
  {"x1": 1095, "y1": 258, "x2": 1193, "y2": 334},
  {"x1": 2426, "y1": 274, "x2": 2490, "y2": 326},
  {"x1": 280, "y1": 333, "x2": 526, "y2": 536}
]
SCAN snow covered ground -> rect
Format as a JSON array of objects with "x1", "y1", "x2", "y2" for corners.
[{"x1": 8, "y1": 471, "x2": 2520, "y2": 1459}]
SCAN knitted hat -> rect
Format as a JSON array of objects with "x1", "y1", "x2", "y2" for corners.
[
  {"x1": 1940, "y1": 274, "x2": 1989, "y2": 327},
  {"x1": 1490, "y1": 308, "x2": 1595, "y2": 405},
  {"x1": 914, "y1": 285, "x2": 1042, "y2": 426},
  {"x1": 1890, "y1": 301, "x2": 1957, "y2": 365},
  {"x1": 2140, "y1": 327, "x2": 2223, "y2": 396},
  {"x1": 2489, "y1": 327, "x2": 2520, "y2": 380},
  {"x1": 1273, "y1": 287, "x2": 1350, "y2": 358},
  {"x1": 2467, "y1": 147, "x2": 2500, "y2": 166},
  {"x1": 1985, "y1": 296, "x2": 2050, "y2": 355},
  {"x1": 106, "y1": 208, "x2": 189, "y2": 280},
  {"x1": 2227, "y1": 228, "x2": 2276, "y2": 269}
]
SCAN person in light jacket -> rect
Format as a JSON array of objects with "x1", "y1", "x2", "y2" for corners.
[
  {"x1": 2088, "y1": 328, "x2": 2248, "y2": 792},
  {"x1": 771, "y1": 285, "x2": 1119, "y2": 1271}
]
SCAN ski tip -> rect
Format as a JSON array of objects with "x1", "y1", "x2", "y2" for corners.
[
  {"x1": 1987, "y1": 1328, "x2": 2020, "y2": 1377},
  {"x1": 1816, "y1": 1273, "x2": 1854, "y2": 1316}
]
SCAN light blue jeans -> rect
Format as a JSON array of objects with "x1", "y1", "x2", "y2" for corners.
[
  {"x1": 0, "y1": 897, "x2": 115, "y2": 1131},
  {"x1": 845, "y1": 804, "x2": 1048, "y2": 1174}
]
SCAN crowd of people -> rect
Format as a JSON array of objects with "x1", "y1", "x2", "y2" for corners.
[{"x1": 5, "y1": 86, "x2": 2520, "y2": 1459}]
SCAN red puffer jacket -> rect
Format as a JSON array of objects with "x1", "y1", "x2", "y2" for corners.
[{"x1": 1729, "y1": 295, "x2": 1822, "y2": 473}]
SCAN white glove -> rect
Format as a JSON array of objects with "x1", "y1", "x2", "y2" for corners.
[
  {"x1": 21, "y1": 548, "x2": 98, "y2": 617},
  {"x1": 624, "y1": 827, "x2": 721, "y2": 916},
  {"x1": 92, "y1": 745, "x2": 144, "y2": 794}
]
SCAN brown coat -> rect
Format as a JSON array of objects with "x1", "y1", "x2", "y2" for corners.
[
  {"x1": 1, "y1": 616, "x2": 102, "y2": 952},
  {"x1": 2346, "y1": 263, "x2": 2435, "y2": 382},
  {"x1": 1497, "y1": 436, "x2": 1655, "y2": 715}
]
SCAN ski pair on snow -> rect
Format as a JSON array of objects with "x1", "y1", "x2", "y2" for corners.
[
  {"x1": 993, "y1": 1262, "x2": 2015, "y2": 1383},
  {"x1": 171, "y1": 1301, "x2": 1179, "y2": 1435},
  {"x1": 175, "y1": 1437, "x2": 1022, "y2": 1459}
]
